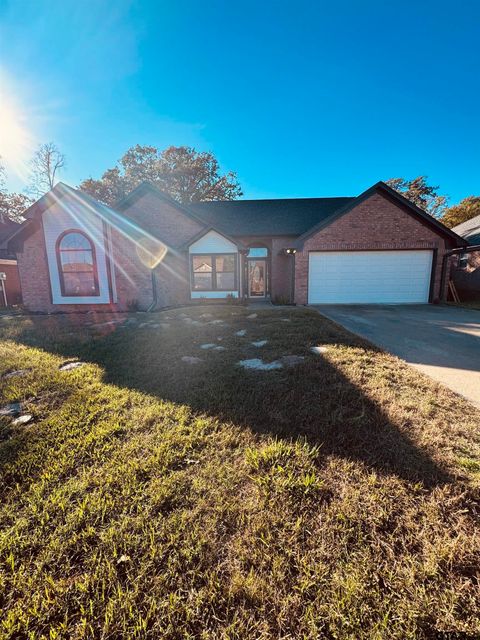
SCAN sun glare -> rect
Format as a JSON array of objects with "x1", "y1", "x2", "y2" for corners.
[{"x1": 0, "y1": 81, "x2": 37, "y2": 182}]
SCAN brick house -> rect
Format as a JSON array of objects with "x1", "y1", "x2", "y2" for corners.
[
  {"x1": 2, "y1": 180, "x2": 465, "y2": 312},
  {"x1": 452, "y1": 214, "x2": 480, "y2": 301}
]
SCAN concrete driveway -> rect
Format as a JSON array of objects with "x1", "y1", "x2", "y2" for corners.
[{"x1": 314, "y1": 304, "x2": 480, "y2": 407}]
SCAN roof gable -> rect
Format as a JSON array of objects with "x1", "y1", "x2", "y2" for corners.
[
  {"x1": 184, "y1": 227, "x2": 245, "y2": 252},
  {"x1": 4, "y1": 183, "x2": 169, "y2": 257},
  {"x1": 294, "y1": 182, "x2": 466, "y2": 248}
]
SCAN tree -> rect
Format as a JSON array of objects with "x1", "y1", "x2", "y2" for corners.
[
  {"x1": 386, "y1": 176, "x2": 448, "y2": 218},
  {"x1": 27, "y1": 142, "x2": 66, "y2": 199},
  {"x1": 439, "y1": 196, "x2": 480, "y2": 229},
  {"x1": 0, "y1": 158, "x2": 32, "y2": 223},
  {"x1": 79, "y1": 145, "x2": 242, "y2": 206}
]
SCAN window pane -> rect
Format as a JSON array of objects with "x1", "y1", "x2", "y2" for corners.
[
  {"x1": 193, "y1": 273, "x2": 213, "y2": 290},
  {"x1": 61, "y1": 250, "x2": 94, "y2": 269},
  {"x1": 193, "y1": 256, "x2": 212, "y2": 273},
  {"x1": 63, "y1": 271, "x2": 97, "y2": 296},
  {"x1": 247, "y1": 247, "x2": 268, "y2": 258},
  {"x1": 216, "y1": 255, "x2": 235, "y2": 272},
  {"x1": 216, "y1": 272, "x2": 235, "y2": 289},
  {"x1": 60, "y1": 232, "x2": 92, "y2": 251}
]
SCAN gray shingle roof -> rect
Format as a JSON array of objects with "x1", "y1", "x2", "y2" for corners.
[
  {"x1": 0, "y1": 219, "x2": 20, "y2": 243},
  {"x1": 453, "y1": 214, "x2": 480, "y2": 246},
  {"x1": 189, "y1": 197, "x2": 354, "y2": 236},
  {"x1": 0, "y1": 219, "x2": 21, "y2": 258}
]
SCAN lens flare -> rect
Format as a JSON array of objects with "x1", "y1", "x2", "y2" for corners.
[
  {"x1": 0, "y1": 92, "x2": 37, "y2": 182},
  {"x1": 136, "y1": 237, "x2": 168, "y2": 269}
]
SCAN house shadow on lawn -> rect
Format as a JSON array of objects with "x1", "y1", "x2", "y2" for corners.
[{"x1": 1, "y1": 309, "x2": 456, "y2": 488}]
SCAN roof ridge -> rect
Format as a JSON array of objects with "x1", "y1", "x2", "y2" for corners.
[{"x1": 192, "y1": 196, "x2": 355, "y2": 205}]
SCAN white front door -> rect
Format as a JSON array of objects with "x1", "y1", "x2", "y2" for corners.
[{"x1": 308, "y1": 250, "x2": 433, "y2": 304}]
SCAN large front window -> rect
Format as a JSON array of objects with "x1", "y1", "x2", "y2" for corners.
[
  {"x1": 191, "y1": 254, "x2": 236, "y2": 291},
  {"x1": 56, "y1": 231, "x2": 99, "y2": 297}
]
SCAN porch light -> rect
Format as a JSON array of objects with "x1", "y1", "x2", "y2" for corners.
[{"x1": 285, "y1": 248, "x2": 297, "y2": 255}]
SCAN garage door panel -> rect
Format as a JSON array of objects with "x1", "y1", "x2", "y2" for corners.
[{"x1": 308, "y1": 250, "x2": 433, "y2": 304}]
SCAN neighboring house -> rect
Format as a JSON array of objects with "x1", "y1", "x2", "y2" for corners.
[
  {"x1": 452, "y1": 214, "x2": 480, "y2": 300},
  {"x1": 0, "y1": 218, "x2": 22, "y2": 307},
  {"x1": 2, "y1": 180, "x2": 465, "y2": 313}
]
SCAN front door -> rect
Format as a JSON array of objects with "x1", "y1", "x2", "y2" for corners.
[{"x1": 247, "y1": 259, "x2": 266, "y2": 298}]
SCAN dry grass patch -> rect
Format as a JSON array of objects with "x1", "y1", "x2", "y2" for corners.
[{"x1": 0, "y1": 306, "x2": 479, "y2": 639}]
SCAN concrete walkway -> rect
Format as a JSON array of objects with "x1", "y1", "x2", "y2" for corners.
[{"x1": 314, "y1": 304, "x2": 480, "y2": 407}]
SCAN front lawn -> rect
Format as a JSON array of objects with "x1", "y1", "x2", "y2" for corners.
[{"x1": 1, "y1": 305, "x2": 479, "y2": 639}]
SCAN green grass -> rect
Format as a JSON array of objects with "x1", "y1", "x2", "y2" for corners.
[{"x1": 1, "y1": 305, "x2": 479, "y2": 639}]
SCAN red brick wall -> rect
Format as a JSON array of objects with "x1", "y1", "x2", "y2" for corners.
[
  {"x1": 294, "y1": 192, "x2": 454, "y2": 304},
  {"x1": 16, "y1": 221, "x2": 52, "y2": 312},
  {"x1": 271, "y1": 237, "x2": 296, "y2": 302},
  {"x1": 121, "y1": 192, "x2": 203, "y2": 249},
  {"x1": 113, "y1": 192, "x2": 204, "y2": 309},
  {"x1": 108, "y1": 227, "x2": 154, "y2": 310}
]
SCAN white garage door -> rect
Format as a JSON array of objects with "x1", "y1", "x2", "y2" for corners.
[{"x1": 308, "y1": 250, "x2": 433, "y2": 304}]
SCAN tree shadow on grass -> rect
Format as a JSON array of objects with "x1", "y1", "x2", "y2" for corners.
[{"x1": 0, "y1": 309, "x2": 456, "y2": 488}]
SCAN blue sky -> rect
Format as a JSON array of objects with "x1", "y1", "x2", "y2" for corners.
[{"x1": 1, "y1": 0, "x2": 479, "y2": 203}]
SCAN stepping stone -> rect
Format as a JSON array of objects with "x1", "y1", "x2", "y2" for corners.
[
  {"x1": 200, "y1": 313, "x2": 213, "y2": 318},
  {"x1": 235, "y1": 329, "x2": 247, "y2": 337},
  {"x1": 247, "y1": 313, "x2": 257, "y2": 319},
  {"x1": 311, "y1": 346, "x2": 329, "y2": 355},
  {"x1": 12, "y1": 414, "x2": 33, "y2": 426},
  {"x1": 181, "y1": 356, "x2": 203, "y2": 364},
  {"x1": 3, "y1": 369, "x2": 30, "y2": 379},
  {"x1": 184, "y1": 317, "x2": 203, "y2": 326},
  {"x1": 59, "y1": 361, "x2": 86, "y2": 372},
  {"x1": 280, "y1": 355, "x2": 304, "y2": 367},
  {"x1": 238, "y1": 358, "x2": 283, "y2": 371},
  {"x1": 92, "y1": 319, "x2": 123, "y2": 327},
  {"x1": 0, "y1": 402, "x2": 21, "y2": 417},
  {"x1": 209, "y1": 320, "x2": 224, "y2": 325},
  {"x1": 251, "y1": 340, "x2": 267, "y2": 347},
  {"x1": 214, "y1": 346, "x2": 226, "y2": 351},
  {"x1": 279, "y1": 318, "x2": 291, "y2": 322},
  {"x1": 200, "y1": 343, "x2": 216, "y2": 350},
  {"x1": 150, "y1": 323, "x2": 160, "y2": 328}
]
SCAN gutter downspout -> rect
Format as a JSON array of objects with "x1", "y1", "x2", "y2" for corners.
[
  {"x1": 147, "y1": 270, "x2": 157, "y2": 312},
  {"x1": 440, "y1": 244, "x2": 480, "y2": 301}
]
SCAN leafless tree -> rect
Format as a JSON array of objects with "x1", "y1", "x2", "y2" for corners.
[{"x1": 27, "y1": 142, "x2": 66, "y2": 198}]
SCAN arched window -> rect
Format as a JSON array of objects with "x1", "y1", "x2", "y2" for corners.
[{"x1": 56, "y1": 231, "x2": 99, "y2": 297}]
